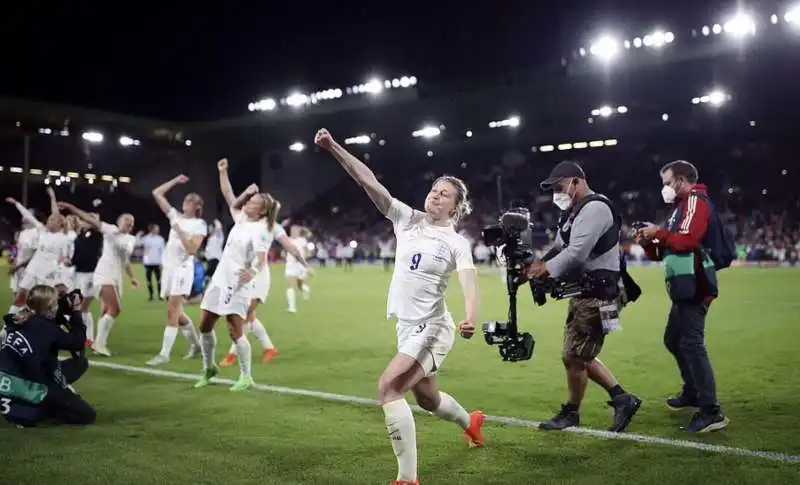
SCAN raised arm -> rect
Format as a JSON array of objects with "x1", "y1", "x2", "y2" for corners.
[
  {"x1": 314, "y1": 128, "x2": 393, "y2": 216},
  {"x1": 6, "y1": 198, "x2": 44, "y2": 230},
  {"x1": 56, "y1": 202, "x2": 102, "y2": 232},
  {"x1": 152, "y1": 174, "x2": 189, "y2": 215},
  {"x1": 232, "y1": 185, "x2": 259, "y2": 211},
  {"x1": 217, "y1": 158, "x2": 237, "y2": 208},
  {"x1": 278, "y1": 233, "x2": 309, "y2": 268},
  {"x1": 46, "y1": 187, "x2": 58, "y2": 216}
]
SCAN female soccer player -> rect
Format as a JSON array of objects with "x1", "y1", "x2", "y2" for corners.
[
  {"x1": 57, "y1": 202, "x2": 139, "y2": 356},
  {"x1": 5, "y1": 195, "x2": 70, "y2": 314},
  {"x1": 57, "y1": 215, "x2": 79, "y2": 290},
  {"x1": 214, "y1": 159, "x2": 309, "y2": 371},
  {"x1": 146, "y1": 175, "x2": 206, "y2": 366},
  {"x1": 315, "y1": 128, "x2": 484, "y2": 485},
  {"x1": 9, "y1": 220, "x2": 37, "y2": 296},
  {"x1": 284, "y1": 224, "x2": 312, "y2": 313}
]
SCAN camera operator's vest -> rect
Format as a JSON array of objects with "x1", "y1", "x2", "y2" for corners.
[{"x1": 556, "y1": 194, "x2": 640, "y2": 301}]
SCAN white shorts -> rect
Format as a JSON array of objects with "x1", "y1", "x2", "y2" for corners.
[
  {"x1": 160, "y1": 262, "x2": 194, "y2": 299},
  {"x1": 396, "y1": 313, "x2": 456, "y2": 377},
  {"x1": 56, "y1": 266, "x2": 76, "y2": 289},
  {"x1": 73, "y1": 272, "x2": 96, "y2": 299},
  {"x1": 18, "y1": 269, "x2": 59, "y2": 292},
  {"x1": 284, "y1": 262, "x2": 308, "y2": 280},
  {"x1": 250, "y1": 270, "x2": 271, "y2": 303},
  {"x1": 93, "y1": 272, "x2": 124, "y2": 298},
  {"x1": 201, "y1": 282, "x2": 250, "y2": 318}
]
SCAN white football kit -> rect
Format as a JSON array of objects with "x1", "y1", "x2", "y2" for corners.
[
  {"x1": 284, "y1": 236, "x2": 308, "y2": 279},
  {"x1": 14, "y1": 204, "x2": 72, "y2": 291},
  {"x1": 160, "y1": 208, "x2": 207, "y2": 299},
  {"x1": 92, "y1": 223, "x2": 137, "y2": 297},
  {"x1": 385, "y1": 198, "x2": 475, "y2": 376},
  {"x1": 56, "y1": 230, "x2": 78, "y2": 289},
  {"x1": 10, "y1": 227, "x2": 38, "y2": 292},
  {"x1": 251, "y1": 223, "x2": 285, "y2": 303},
  {"x1": 201, "y1": 211, "x2": 273, "y2": 317}
]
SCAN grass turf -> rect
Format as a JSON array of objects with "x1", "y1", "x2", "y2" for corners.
[{"x1": 1, "y1": 265, "x2": 799, "y2": 484}]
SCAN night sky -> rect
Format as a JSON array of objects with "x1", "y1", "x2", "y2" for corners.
[{"x1": 4, "y1": 2, "x2": 714, "y2": 121}]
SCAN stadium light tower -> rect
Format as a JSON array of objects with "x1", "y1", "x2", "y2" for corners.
[
  {"x1": 589, "y1": 35, "x2": 620, "y2": 62},
  {"x1": 723, "y1": 13, "x2": 756, "y2": 37},
  {"x1": 786, "y1": 6, "x2": 799, "y2": 24},
  {"x1": 412, "y1": 126, "x2": 441, "y2": 139},
  {"x1": 81, "y1": 131, "x2": 103, "y2": 144}
]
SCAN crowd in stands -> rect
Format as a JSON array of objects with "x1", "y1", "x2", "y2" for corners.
[{"x1": 2, "y1": 136, "x2": 798, "y2": 267}]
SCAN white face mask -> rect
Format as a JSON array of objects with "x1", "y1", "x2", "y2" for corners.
[
  {"x1": 661, "y1": 185, "x2": 677, "y2": 204},
  {"x1": 553, "y1": 193, "x2": 573, "y2": 211}
]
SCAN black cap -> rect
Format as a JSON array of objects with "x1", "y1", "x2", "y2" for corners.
[{"x1": 539, "y1": 161, "x2": 586, "y2": 190}]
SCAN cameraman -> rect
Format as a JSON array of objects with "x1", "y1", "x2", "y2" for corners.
[
  {"x1": 527, "y1": 161, "x2": 641, "y2": 432},
  {"x1": 0, "y1": 285, "x2": 96, "y2": 427},
  {"x1": 636, "y1": 160, "x2": 729, "y2": 433}
]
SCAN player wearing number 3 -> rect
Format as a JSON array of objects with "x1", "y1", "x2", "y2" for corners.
[
  {"x1": 315, "y1": 128, "x2": 484, "y2": 485},
  {"x1": 194, "y1": 159, "x2": 308, "y2": 392}
]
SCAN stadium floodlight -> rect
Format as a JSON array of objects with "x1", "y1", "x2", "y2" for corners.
[
  {"x1": 81, "y1": 131, "x2": 103, "y2": 144},
  {"x1": 119, "y1": 135, "x2": 140, "y2": 147},
  {"x1": 412, "y1": 126, "x2": 441, "y2": 139},
  {"x1": 589, "y1": 36, "x2": 620, "y2": 61},
  {"x1": 362, "y1": 78, "x2": 383, "y2": 94},
  {"x1": 289, "y1": 142, "x2": 305, "y2": 152},
  {"x1": 185, "y1": 139, "x2": 192, "y2": 147},
  {"x1": 38, "y1": 128, "x2": 52, "y2": 135},
  {"x1": 723, "y1": 13, "x2": 756, "y2": 37},
  {"x1": 591, "y1": 106, "x2": 614, "y2": 117},
  {"x1": 344, "y1": 135, "x2": 371, "y2": 145},
  {"x1": 488, "y1": 116, "x2": 521, "y2": 128},
  {"x1": 693, "y1": 89, "x2": 731, "y2": 107},
  {"x1": 786, "y1": 6, "x2": 799, "y2": 24},
  {"x1": 250, "y1": 98, "x2": 277, "y2": 112},
  {"x1": 643, "y1": 30, "x2": 675, "y2": 48},
  {"x1": 285, "y1": 92, "x2": 310, "y2": 108}
]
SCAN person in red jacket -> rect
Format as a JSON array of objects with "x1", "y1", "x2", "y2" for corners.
[{"x1": 637, "y1": 160, "x2": 729, "y2": 433}]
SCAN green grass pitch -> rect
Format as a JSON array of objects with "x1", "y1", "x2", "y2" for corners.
[{"x1": 1, "y1": 264, "x2": 799, "y2": 484}]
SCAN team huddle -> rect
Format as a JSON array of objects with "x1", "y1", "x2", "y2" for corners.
[{"x1": 3, "y1": 129, "x2": 484, "y2": 485}]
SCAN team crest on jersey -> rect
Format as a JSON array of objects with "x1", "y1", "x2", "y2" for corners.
[{"x1": 432, "y1": 242, "x2": 449, "y2": 263}]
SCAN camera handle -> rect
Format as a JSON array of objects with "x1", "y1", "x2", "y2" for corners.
[{"x1": 505, "y1": 270, "x2": 520, "y2": 342}]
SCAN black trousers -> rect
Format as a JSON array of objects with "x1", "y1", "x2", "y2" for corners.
[
  {"x1": 144, "y1": 264, "x2": 162, "y2": 298},
  {"x1": 205, "y1": 258, "x2": 219, "y2": 281},
  {"x1": 664, "y1": 300, "x2": 719, "y2": 410},
  {"x1": 3, "y1": 356, "x2": 95, "y2": 427}
]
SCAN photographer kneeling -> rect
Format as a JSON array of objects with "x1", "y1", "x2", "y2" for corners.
[
  {"x1": 0, "y1": 285, "x2": 96, "y2": 427},
  {"x1": 526, "y1": 161, "x2": 641, "y2": 432}
]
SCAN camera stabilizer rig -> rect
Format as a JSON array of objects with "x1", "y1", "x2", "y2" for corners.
[{"x1": 480, "y1": 208, "x2": 536, "y2": 362}]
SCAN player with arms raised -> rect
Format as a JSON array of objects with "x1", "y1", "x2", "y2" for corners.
[
  {"x1": 316, "y1": 128, "x2": 484, "y2": 485},
  {"x1": 146, "y1": 175, "x2": 206, "y2": 366},
  {"x1": 57, "y1": 202, "x2": 139, "y2": 356},
  {"x1": 284, "y1": 224, "x2": 313, "y2": 313}
]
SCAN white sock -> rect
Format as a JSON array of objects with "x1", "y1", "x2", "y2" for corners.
[
  {"x1": 383, "y1": 398, "x2": 418, "y2": 482},
  {"x1": 200, "y1": 331, "x2": 217, "y2": 370},
  {"x1": 0, "y1": 327, "x2": 6, "y2": 346},
  {"x1": 159, "y1": 327, "x2": 179, "y2": 358},
  {"x1": 96, "y1": 314, "x2": 116, "y2": 347},
  {"x1": 431, "y1": 392, "x2": 471, "y2": 430},
  {"x1": 227, "y1": 342, "x2": 237, "y2": 356},
  {"x1": 82, "y1": 312, "x2": 94, "y2": 342},
  {"x1": 286, "y1": 288, "x2": 296, "y2": 311},
  {"x1": 235, "y1": 336, "x2": 252, "y2": 379},
  {"x1": 250, "y1": 318, "x2": 273, "y2": 349},
  {"x1": 179, "y1": 320, "x2": 200, "y2": 347},
  {"x1": 301, "y1": 284, "x2": 310, "y2": 298}
]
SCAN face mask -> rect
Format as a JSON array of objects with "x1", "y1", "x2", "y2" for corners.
[
  {"x1": 553, "y1": 193, "x2": 573, "y2": 211},
  {"x1": 661, "y1": 185, "x2": 677, "y2": 204}
]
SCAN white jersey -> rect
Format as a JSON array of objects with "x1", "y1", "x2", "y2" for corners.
[
  {"x1": 63, "y1": 230, "x2": 77, "y2": 262},
  {"x1": 28, "y1": 231, "x2": 72, "y2": 275},
  {"x1": 205, "y1": 220, "x2": 224, "y2": 260},
  {"x1": 212, "y1": 212, "x2": 284, "y2": 287},
  {"x1": 163, "y1": 207, "x2": 207, "y2": 268},
  {"x1": 15, "y1": 228, "x2": 38, "y2": 264},
  {"x1": 386, "y1": 198, "x2": 474, "y2": 323},
  {"x1": 139, "y1": 234, "x2": 166, "y2": 266},
  {"x1": 286, "y1": 237, "x2": 307, "y2": 264},
  {"x1": 94, "y1": 223, "x2": 137, "y2": 281}
]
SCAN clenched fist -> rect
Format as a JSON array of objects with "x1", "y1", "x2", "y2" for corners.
[
  {"x1": 314, "y1": 128, "x2": 334, "y2": 150},
  {"x1": 217, "y1": 158, "x2": 229, "y2": 172}
]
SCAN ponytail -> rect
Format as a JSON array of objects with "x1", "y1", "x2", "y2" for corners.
[{"x1": 263, "y1": 193, "x2": 281, "y2": 232}]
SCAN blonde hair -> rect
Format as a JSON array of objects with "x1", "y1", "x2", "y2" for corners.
[
  {"x1": 13, "y1": 285, "x2": 59, "y2": 324},
  {"x1": 185, "y1": 193, "x2": 204, "y2": 218},
  {"x1": 117, "y1": 213, "x2": 134, "y2": 230},
  {"x1": 261, "y1": 193, "x2": 281, "y2": 232},
  {"x1": 433, "y1": 175, "x2": 472, "y2": 223}
]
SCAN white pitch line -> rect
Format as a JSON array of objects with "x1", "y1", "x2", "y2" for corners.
[{"x1": 89, "y1": 360, "x2": 800, "y2": 465}]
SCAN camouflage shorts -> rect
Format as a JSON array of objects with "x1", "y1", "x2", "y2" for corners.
[{"x1": 563, "y1": 293, "x2": 626, "y2": 362}]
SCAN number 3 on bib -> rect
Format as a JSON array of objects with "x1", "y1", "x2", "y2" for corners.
[
  {"x1": 409, "y1": 253, "x2": 422, "y2": 270},
  {"x1": 0, "y1": 397, "x2": 10, "y2": 415}
]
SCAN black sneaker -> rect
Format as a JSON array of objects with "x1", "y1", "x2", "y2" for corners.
[
  {"x1": 666, "y1": 394, "x2": 698, "y2": 411},
  {"x1": 684, "y1": 410, "x2": 730, "y2": 433},
  {"x1": 539, "y1": 404, "x2": 580, "y2": 430},
  {"x1": 608, "y1": 393, "x2": 642, "y2": 433}
]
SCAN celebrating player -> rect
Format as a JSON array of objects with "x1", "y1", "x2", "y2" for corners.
[
  {"x1": 284, "y1": 224, "x2": 312, "y2": 313},
  {"x1": 57, "y1": 202, "x2": 139, "y2": 356},
  {"x1": 146, "y1": 175, "x2": 206, "y2": 366},
  {"x1": 213, "y1": 159, "x2": 309, "y2": 373},
  {"x1": 315, "y1": 128, "x2": 484, "y2": 485}
]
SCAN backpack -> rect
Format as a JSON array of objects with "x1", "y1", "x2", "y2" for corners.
[{"x1": 695, "y1": 193, "x2": 736, "y2": 271}]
